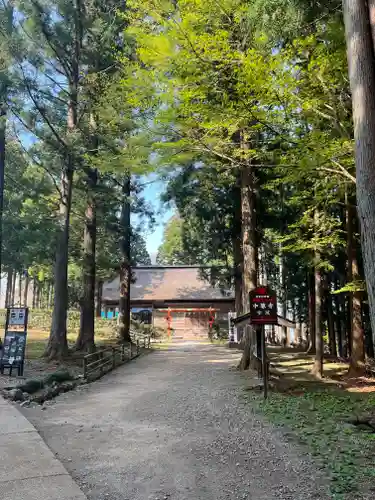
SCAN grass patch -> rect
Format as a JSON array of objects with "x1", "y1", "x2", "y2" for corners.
[
  {"x1": 24, "y1": 329, "x2": 118, "y2": 359},
  {"x1": 25, "y1": 331, "x2": 77, "y2": 359},
  {"x1": 26, "y1": 340, "x2": 47, "y2": 359},
  {"x1": 210, "y1": 338, "x2": 228, "y2": 345},
  {"x1": 245, "y1": 385, "x2": 375, "y2": 499},
  {"x1": 152, "y1": 341, "x2": 172, "y2": 350}
]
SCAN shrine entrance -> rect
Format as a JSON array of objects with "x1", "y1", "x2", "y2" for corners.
[{"x1": 154, "y1": 308, "x2": 218, "y2": 339}]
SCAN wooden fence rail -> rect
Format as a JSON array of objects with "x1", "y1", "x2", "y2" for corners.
[{"x1": 83, "y1": 335, "x2": 150, "y2": 380}]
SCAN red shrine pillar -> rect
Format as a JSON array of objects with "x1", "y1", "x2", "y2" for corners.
[
  {"x1": 208, "y1": 307, "x2": 215, "y2": 329},
  {"x1": 165, "y1": 308, "x2": 172, "y2": 337}
]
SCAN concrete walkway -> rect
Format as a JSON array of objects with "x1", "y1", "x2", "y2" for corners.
[
  {"x1": 0, "y1": 396, "x2": 86, "y2": 500},
  {"x1": 22, "y1": 342, "x2": 329, "y2": 500}
]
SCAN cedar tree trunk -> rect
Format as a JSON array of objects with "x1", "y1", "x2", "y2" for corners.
[
  {"x1": 239, "y1": 164, "x2": 258, "y2": 370},
  {"x1": 343, "y1": 0, "x2": 375, "y2": 348},
  {"x1": 118, "y1": 175, "x2": 132, "y2": 343}
]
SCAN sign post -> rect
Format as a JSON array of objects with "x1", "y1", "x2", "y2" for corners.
[
  {"x1": 0, "y1": 307, "x2": 29, "y2": 376},
  {"x1": 249, "y1": 287, "x2": 277, "y2": 399},
  {"x1": 261, "y1": 325, "x2": 268, "y2": 399}
]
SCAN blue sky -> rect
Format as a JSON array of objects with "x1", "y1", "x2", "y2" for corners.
[{"x1": 138, "y1": 177, "x2": 174, "y2": 258}]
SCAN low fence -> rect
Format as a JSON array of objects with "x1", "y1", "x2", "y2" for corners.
[{"x1": 83, "y1": 332, "x2": 151, "y2": 380}]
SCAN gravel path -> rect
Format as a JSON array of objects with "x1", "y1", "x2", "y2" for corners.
[{"x1": 23, "y1": 342, "x2": 329, "y2": 500}]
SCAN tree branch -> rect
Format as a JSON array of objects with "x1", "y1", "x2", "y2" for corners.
[{"x1": 19, "y1": 65, "x2": 67, "y2": 150}]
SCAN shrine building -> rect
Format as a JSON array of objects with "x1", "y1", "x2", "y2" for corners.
[{"x1": 101, "y1": 266, "x2": 234, "y2": 339}]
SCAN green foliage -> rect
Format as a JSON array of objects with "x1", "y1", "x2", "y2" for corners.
[
  {"x1": 0, "y1": 0, "x2": 155, "y2": 356},
  {"x1": 44, "y1": 369, "x2": 74, "y2": 386},
  {"x1": 15, "y1": 378, "x2": 44, "y2": 394},
  {"x1": 0, "y1": 0, "x2": 366, "y2": 362},
  {"x1": 130, "y1": 319, "x2": 164, "y2": 339},
  {"x1": 156, "y1": 216, "x2": 190, "y2": 265},
  {"x1": 333, "y1": 281, "x2": 366, "y2": 294},
  {"x1": 16, "y1": 369, "x2": 73, "y2": 394},
  {"x1": 108, "y1": 318, "x2": 165, "y2": 340},
  {"x1": 118, "y1": 0, "x2": 353, "y2": 311}
]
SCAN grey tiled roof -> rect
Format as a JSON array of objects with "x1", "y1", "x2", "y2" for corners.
[{"x1": 102, "y1": 267, "x2": 233, "y2": 302}]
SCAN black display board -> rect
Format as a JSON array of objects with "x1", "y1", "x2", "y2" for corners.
[{"x1": 0, "y1": 307, "x2": 29, "y2": 376}]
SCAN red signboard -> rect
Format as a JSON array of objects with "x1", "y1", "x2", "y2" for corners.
[{"x1": 249, "y1": 286, "x2": 277, "y2": 325}]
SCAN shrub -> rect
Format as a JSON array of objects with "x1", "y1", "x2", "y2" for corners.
[
  {"x1": 16, "y1": 369, "x2": 74, "y2": 394},
  {"x1": 16, "y1": 378, "x2": 44, "y2": 394},
  {"x1": 44, "y1": 369, "x2": 73, "y2": 386}
]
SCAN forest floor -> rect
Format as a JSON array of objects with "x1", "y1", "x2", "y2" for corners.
[{"x1": 244, "y1": 347, "x2": 375, "y2": 499}]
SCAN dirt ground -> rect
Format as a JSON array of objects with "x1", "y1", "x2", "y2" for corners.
[
  {"x1": 268, "y1": 346, "x2": 375, "y2": 393},
  {"x1": 22, "y1": 341, "x2": 329, "y2": 500}
]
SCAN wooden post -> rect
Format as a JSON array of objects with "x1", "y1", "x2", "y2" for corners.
[
  {"x1": 99, "y1": 350, "x2": 103, "y2": 376},
  {"x1": 112, "y1": 347, "x2": 116, "y2": 370},
  {"x1": 169, "y1": 308, "x2": 172, "y2": 337},
  {"x1": 261, "y1": 325, "x2": 268, "y2": 399},
  {"x1": 83, "y1": 356, "x2": 87, "y2": 379}
]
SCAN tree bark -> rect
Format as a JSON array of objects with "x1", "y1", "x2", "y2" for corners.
[
  {"x1": 307, "y1": 270, "x2": 316, "y2": 353},
  {"x1": 118, "y1": 175, "x2": 132, "y2": 343},
  {"x1": 32, "y1": 280, "x2": 37, "y2": 308},
  {"x1": 49, "y1": 284, "x2": 54, "y2": 309},
  {"x1": 36, "y1": 282, "x2": 41, "y2": 309},
  {"x1": 233, "y1": 180, "x2": 243, "y2": 317},
  {"x1": 239, "y1": 164, "x2": 258, "y2": 370},
  {"x1": 326, "y1": 278, "x2": 337, "y2": 357},
  {"x1": 0, "y1": 5, "x2": 12, "y2": 292},
  {"x1": 279, "y1": 186, "x2": 288, "y2": 346},
  {"x1": 23, "y1": 275, "x2": 29, "y2": 306},
  {"x1": 0, "y1": 106, "x2": 5, "y2": 290},
  {"x1": 312, "y1": 265, "x2": 324, "y2": 377},
  {"x1": 45, "y1": 282, "x2": 50, "y2": 308},
  {"x1": 95, "y1": 281, "x2": 103, "y2": 318},
  {"x1": 281, "y1": 255, "x2": 288, "y2": 346},
  {"x1": 232, "y1": 178, "x2": 243, "y2": 342},
  {"x1": 76, "y1": 167, "x2": 97, "y2": 352},
  {"x1": 5, "y1": 269, "x2": 12, "y2": 308},
  {"x1": 343, "y1": 0, "x2": 375, "y2": 349},
  {"x1": 346, "y1": 199, "x2": 365, "y2": 375},
  {"x1": 334, "y1": 277, "x2": 345, "y2": 357},
  {"x1": 11, "y1": 270, "x2": 16, "y2": 305},
  {"x1": 362, "y1": 299, "x2": 375, "y2": 356},
  {"x1": 311, "y1": 207, "x2": 323, "y2": 376},
  {"x1": 45, "y1": 167, "x2": 73, "y2": 358},
  {"x1": 233, "y1": 235, "x2": 243, "y2": 317},
  {"x1": 18, "y1": 274, "x2": 22, "y2": 306}
]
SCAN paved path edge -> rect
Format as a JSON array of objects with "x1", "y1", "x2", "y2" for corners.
[{"x1": 0, "y1": 395, "x2": 87, "y2": 500}]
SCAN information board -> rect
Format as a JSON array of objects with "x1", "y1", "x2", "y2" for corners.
[
  {"x1": 0, "y1": 307, "x2": 29, "y2": 376},
  {"x1": 8, "y1": 307, "x2": 27, "y2": 326},
  {"x1": 1, "y1": 331, "x2": 27, "y2": 366},
  {"x1": 249, "y1": 286, "x2": 277, "y2": 325}
]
